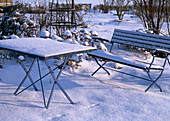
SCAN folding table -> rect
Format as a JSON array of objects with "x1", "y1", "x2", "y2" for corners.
[{"x1": 0, "y1": 38, "x2": 96, "y2": 109}]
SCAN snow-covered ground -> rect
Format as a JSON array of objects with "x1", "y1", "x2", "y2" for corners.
[{"x1": 0, "y1": 12, "x2": 170, "y2": 121}]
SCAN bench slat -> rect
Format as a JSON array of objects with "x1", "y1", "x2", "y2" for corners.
[
  {"x1": 111, "y1": 29, "x2": 170, "y2": 51},
  {"x1": 113, "y1": 32, "x2": 170, "y2": 45},
  {"x1": 112, "y1": 39, "x2": 170, "y2": 50},
  {"x1": 114, "y1": 29, "x2": 170, "y2": 41},
  {"x1": 112, "y1": 35, "x2": 170, "y2": 50}
]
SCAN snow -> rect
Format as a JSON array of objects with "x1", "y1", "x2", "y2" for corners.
[
  {"x1": 37, "y1": 30, "x2": 50, "y2": 38},
  {"x1": 7, "y1": 34, "x2": 19, "y2": 39},
  {"x1": 0, "y1": 38, "x2": 96, "y2": 58},
  {"x1": 90, "y1": 30, "x2": 99, "y2": 36},
  {"x1": 51, "y1": 35, "x2": 63, "y2": 41},
  {"x1": 88, "y1": 50, "x2": 164, "y2": 70},
  {"x1": 63, "y1": 30, "x2": 72, "y2": 37},
  {"x1": 0, "y1": 12, "x2": 170, "y2": 121},
  {"x1": 83, "y1": 34, "x2": 91, "y2": 39}
]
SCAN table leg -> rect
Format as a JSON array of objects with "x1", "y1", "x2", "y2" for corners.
[
  {"x1": 14, "y1": 58, "x2": 38, "y2": 95},
  {"x1": 44, "y1": 56, "x2": 74, "y2": 109},
  {"x1": 37, "y1": 58, "x2": 47, "y2": 108}
]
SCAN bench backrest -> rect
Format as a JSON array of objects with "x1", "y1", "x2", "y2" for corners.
[{"x1": 111, "y1": 29, "x2": 170, "y2": 51}]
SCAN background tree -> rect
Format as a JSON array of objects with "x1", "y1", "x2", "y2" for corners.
[
  {"x1": 133, "y1": 0, "x2": 168, "y2": 35},
  {"x1": 93, "y1": 5, "x2": 98, "y2": 14},
  {"x1": 165, "y1": 0, "x2": 170, "y2": 35},
  {"x1": 103, "y1": 0, "x2": 114, "y2": 13},
  {"x1": 114, "y1": 0, "x2": 131, "y2": 20}
]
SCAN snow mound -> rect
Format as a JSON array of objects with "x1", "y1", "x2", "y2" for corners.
[
  {"x1": 51, "y1": 34, "x2": 63, "y2": 41},
  {"x1": 7, "y1": 34, "x2": 19, "y2": 39},
  {"x1": 37, "y1": 30, "x2": 50, "y2": 38}
]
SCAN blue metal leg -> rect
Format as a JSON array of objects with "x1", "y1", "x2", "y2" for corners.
[
  {"x1": 145, "y1": 81, "x2": 162, "y2": 92},
  {"x1": 14, "y1": 58, "x2": 38, "y2": 95},
  {"x1": 145, "y1": 57, "x2": 167, "y2": 92},
  {"x1": 37, "y1": 58, "x2": 47, "y2": 108},
  {"x1": 44, "y1": 57, "x2": 74, "y2": 109},
  {"x1": 145, "y1": 70, "x2": 164, "y2": 92},
  {"x1": 14, "y1": 66, "x2": 59, "y2": 96},
  {"x1": 92, "y1": 57, "x2": 110, "y2": 76}
]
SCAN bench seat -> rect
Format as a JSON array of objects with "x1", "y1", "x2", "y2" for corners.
[{"x1": 88, "y1": 50, "x2": 164, "y2": 70}]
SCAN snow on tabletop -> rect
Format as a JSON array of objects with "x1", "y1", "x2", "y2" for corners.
[{"x1": 0, "y1": 38, "x2": 96, "y2": 58}]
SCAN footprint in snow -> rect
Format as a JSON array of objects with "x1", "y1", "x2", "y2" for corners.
[
  {"x1": 49, "y1": 114, "x2": 67, "y2": 121},
  {"x1": 84, "y1": 103, "x2": 100, "y2": 109}
]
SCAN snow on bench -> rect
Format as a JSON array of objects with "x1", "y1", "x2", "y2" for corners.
[
  {"x1": 88, "y1": 50, "x2": 164, "y2": 70},
  {"x1": 112, "y1": 29, "x2": 170, "y2": 51}
]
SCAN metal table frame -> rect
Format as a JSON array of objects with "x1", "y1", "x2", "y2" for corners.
[
  {"x1": 0, "y1": 38, "x2": 96, "y2": 109},
  {"x1": 13, "y1": 54, "x2": 73, "y2": 109}
]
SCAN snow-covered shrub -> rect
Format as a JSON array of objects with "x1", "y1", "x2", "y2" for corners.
[
  {"x1": 7, "y1": 34, "x2": 19, "y2": 39},
  {"x1": 0, "y1": 9, "x2": 38, "y2": 38},
  {"x1": 71, "y1": 29, "x2": 79, "y2": 43},
  {"x1": 64, "y1": 30, "x2": 81, "y2": 69},
  {"x1": 83, "y1": 34, "x2": 90, "y2": 46},
  {"x1": 51, "y1": 34, "x2": 63, "y2": 42},
  {"x1": 62, "y1": 30, "x2": 72, "y2": 40},
  {"x1": 90, "y1": 30, "x2": 99, "y2": 37},
  {"x1": 37, "y1": 27, "x2": 50, "y2": 38},
  {"x1": 63, "y1": 38, "x2": 73, "y2": 43}
]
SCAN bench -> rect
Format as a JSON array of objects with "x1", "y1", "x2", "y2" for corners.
[{"x1": 88, "y1": 29, "x2": 170, "y2": 92}]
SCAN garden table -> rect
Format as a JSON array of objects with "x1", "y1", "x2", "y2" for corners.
[{"x1": 0, "y1": 38, "x2": 96, "y2": 109}]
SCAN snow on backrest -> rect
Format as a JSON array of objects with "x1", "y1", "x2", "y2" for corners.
[{"x1": 111, "y1": 29, "x2": 170, "y2": 51}]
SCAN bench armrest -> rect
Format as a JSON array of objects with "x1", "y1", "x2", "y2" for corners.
[
  {"x1": 152, "y1": 49, "x2": 170, "y2": 58},
  {"x1": 154, "y1": 49, "x2": 170, "y2": 55},
  {"x1": 91, "y1": 36, "x2": 111, "y2": 43}
]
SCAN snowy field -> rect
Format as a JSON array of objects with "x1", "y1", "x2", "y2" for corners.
[{"x1": 0, "y1": 12, "x2": 170, "y2": 121}]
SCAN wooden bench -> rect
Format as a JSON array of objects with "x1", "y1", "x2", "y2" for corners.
[{"x1": 88, "y1": 29, "x2": 170, "y2": 92}]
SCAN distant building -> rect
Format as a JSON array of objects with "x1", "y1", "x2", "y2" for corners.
[{"x1": 0, "y1": 0, "x2": 13, "y2": 7}]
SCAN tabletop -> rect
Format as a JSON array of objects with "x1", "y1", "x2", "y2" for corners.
[{"x1": 0, "y1": 38, "x2": 96, "y2": 59}]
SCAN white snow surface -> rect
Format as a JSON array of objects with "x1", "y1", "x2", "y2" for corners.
[
  {"x1": 37, "y1": 30, "x2": 50, "y2": 38},
  {"x1": 88, "y1": 50, "x2": 164, "y2": 70},
  {"x1": 0, "y1": 13, "x2": 170, "y2": 121},
  {"x1": 51, "y1": 35, "x2": 63, "y2": 41},
  {"x1": 0, "y1": 38, "x2": 96, "y2": 58}
]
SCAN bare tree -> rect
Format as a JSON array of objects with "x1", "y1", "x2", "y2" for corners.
[
  {"x1": 115, "y1": 0, "x2": 131, "y2": 20},
  {"x1": 93, "y1": 5, "x2": 98, "y2": 14},
  {"x1": 133, "y1": 0, "x2": 167, "y2": 35},
  {"x1": 165, "y1": 0, "x2": 170, "y2": 35},
  {"x1": 103, "y1": 0, "x2": 115, "y2": 13}
]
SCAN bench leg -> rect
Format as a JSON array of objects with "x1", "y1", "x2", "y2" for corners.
[
  {"x1": 145, "y1": 81, "x2": 162, "y2": 92},
  {"x1": 145, "y1": 70, "x2": 164, "y2": 92},
  {"x1": 92, "y1": 57, "x2": 110, "y2": 76}
]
